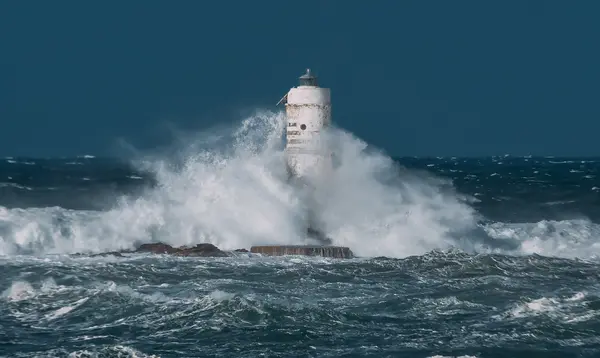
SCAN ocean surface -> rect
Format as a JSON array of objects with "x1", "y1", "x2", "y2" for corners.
[{"x1": 2, "y1": 114, "x2": 600, "y2": 357}]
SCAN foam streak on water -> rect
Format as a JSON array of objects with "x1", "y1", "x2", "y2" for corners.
[{"x1": 1, "y1": 254, "x2": 600, "y2": 357}]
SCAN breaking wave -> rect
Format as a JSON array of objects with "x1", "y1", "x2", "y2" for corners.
[{"x1": 0, "y1": 110, "x2": 599, "y2": 259}]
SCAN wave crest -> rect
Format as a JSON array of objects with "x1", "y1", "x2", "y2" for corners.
[{"x1": 0, "y1": 110, "x2": 597, "y2": 259}]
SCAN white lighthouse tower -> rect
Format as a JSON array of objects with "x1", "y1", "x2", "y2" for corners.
[
  {"x1": 277, "y1": 69, "x2": 333, "y2": 243},
  {"x1": 278, "y1": 69, "x2": 332, "y2": 180}
]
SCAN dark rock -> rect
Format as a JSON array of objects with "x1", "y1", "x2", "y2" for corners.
[
  {"x1": 133, "y1": 242, "x2": 228, "y2": 257},
  {"x1": 135, "y1": 242, "x2": 179, "y2": 254},
  {"x1": 234, "y1": 248, "x2": 249, "y2": 253},
  {"x1": 70, "y1": 251, "x2": 124, "y2": 258},
  {"x1": 73, "y1": 242, "x2": 231, "y2": 258},
  {"x1": 173, "y1": 243, "x2": 228, "y2": 257},
  {"x1": 90, "y1": 251, "x2": 124, "y2": 258}
]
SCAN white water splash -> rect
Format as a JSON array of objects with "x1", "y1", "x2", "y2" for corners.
[{"x1": 0, "y1": 110, "x2": 598, "y2": 259}]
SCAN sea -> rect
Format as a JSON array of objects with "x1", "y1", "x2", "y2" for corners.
[{"x1": 1, "y1": 111, "x2": 600, "y2": 357}]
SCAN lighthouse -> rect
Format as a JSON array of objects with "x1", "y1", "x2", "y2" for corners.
[
  {"x1": 278, "y1": 69, "x2": 332, "y2": 180},
  {"x1": 277, "y1": 69, "x2": 333, "y2": 244},
  {"x1": 247, "y1": 70, "x2": 353, "y2": 257}
]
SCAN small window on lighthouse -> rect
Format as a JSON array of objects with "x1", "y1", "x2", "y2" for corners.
[{"x1": 300, "y1": 124, "x2": 307, "y2": 130}]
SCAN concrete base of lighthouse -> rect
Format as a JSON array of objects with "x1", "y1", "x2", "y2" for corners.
[{"x1": 250, "y1": 245, "x2": 354, "y2": 259}]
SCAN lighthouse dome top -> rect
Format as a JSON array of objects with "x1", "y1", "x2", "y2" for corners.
[{"x1": 298, "y1": 68, "x2": 318, "y2": 87}]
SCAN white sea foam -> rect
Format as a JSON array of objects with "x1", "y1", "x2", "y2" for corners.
[{"x1": 0, "y1": 110, "x2": 598, "y2": 259}]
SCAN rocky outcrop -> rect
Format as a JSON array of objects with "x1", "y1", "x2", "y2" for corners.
[
  {"x1": 135, "y1": 243, "x2": 180, "y2": 254},
  {"x1": 72, "y1": 243, "x2": 355, "y2": 259},
  {"x1": 135, "y1": 242, "x2": 228, "y2": 257},
  {"x1": 71, "y1": 251, "x2": 124, "y2": 258},
  {"x1": 91, "y1": 251, "x2": 124, "y2": 258}
]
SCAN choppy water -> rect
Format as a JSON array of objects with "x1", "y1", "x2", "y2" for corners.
[
  {"x1": 3, "y1": 253, "x2": 600, "y2": 357},
  {"x1": 1, "y1": 112, "x2": 600, "y2": 357}
]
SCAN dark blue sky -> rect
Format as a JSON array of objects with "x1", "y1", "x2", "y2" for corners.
[{"x1": 1, "y1": 1, "x2": 599, "y2": 157}]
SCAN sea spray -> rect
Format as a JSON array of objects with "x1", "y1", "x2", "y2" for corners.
[
  {"x1": 3, "y1": 110, "x2": 592, "y2": 258},
  {"x1": 0, "y1": 111, "x2": 463, "y2": 256}
]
